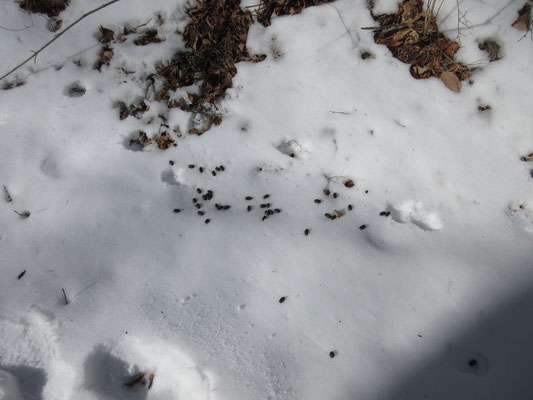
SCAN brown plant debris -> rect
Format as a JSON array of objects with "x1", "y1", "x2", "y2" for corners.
[
  {"x1": 134, "y1": 29, "x2": 163, "y2": 46},
  {"x1": 130, "y1": 131, "x2": 176, "y2": 150},
  {"x1": 372, "y1": 0, "x2": 470, "y2": 90},
  {"x1": 478, "y1": 40, "x2": 501, "y2": 62},
  {"x1": 94, "y1": 45, "x2": 114, "y2": 71},
  {"x1": 257, "y1": 0, "x2": 335, "y2": 26},
  {"x1": 99, "y1": 26, "x2": 115, "y2": 43},
  {"x1": 2, "y1": 81, "x2": 26, "y2": 90},
  {"x1": 119, "y1": 101, "x2": 150, "y2": 120},
  {"x1": 512, "y1": 2, "x2": 532, "y2": 31},
  {"x1": 156, "y1": 0, "x2": 259, "y2": 105},
  {"x1": 124, "y1": 372, "x2": 146, "y2": 387},
  {"x1": 21, "y1": 0, "x2": 70, "y2": 17}
]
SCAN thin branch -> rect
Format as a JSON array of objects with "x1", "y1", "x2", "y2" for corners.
[
  {"x1": 0, "y1": 0, "x2": 121, "y2": 82},
  {"x1": 62, "y1": 288, "x2": 69, "y2": 305}
]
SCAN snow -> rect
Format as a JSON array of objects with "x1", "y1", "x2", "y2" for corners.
[{"x1": 1, "y1": 0, "x2": 533, "y2": 399}]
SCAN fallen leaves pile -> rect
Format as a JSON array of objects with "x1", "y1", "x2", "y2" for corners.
[{"x1": 372, "y1": 0, "x2": 470, "y2": 92}]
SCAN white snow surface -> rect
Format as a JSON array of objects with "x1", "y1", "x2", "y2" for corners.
[{"x1": 1, "y1": 0, "x2": 533, "y2": 399}]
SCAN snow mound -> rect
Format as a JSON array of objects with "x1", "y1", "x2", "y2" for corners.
[
  {"x1": 389, "y1": 200, "x2": 443, "y2": 231},
  {"x1": 83, "y1": 336, "x2": 213, "y2": 400}
]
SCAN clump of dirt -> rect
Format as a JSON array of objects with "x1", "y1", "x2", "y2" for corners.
[
  {"x1": 371, "y1": 0, "x2": 470, "y2": 91},
  {"x1": 20, "y1": 0, "x2": 69, "y2": 17},
  {"x1": 256, "y1": 0, "x2": 335, "y2": 26},
  {"x1": 130, "y1": 131, "x2": 176, "y2": 150}
]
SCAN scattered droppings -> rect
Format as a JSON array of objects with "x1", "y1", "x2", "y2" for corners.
[
  {"x1": 188, "y1": 164, "x2": 195, "y2": 169},
  {"x1": 247, "y1": 205, "x2": 253, "y2": 212},
  {"x1": 324, "y1": 189, "x2": 331, "y2": 196},
  {"x1": 379, "y1": 211, "x2": 390, "y2": 217},
  {"x1": 348, "y1": 204, "x2": 353, "y2": 211},
  {"x1": 173, "y1": 208, "x2": 181, "y2": 213},
  {"x1": 195, "y1": 203, "x2": 202, "y2": 209},
  {"x1": 344, "y1": 179, "x2": 355, "y2": 188},
  {"x1": 279, "y1": 296, "x2": 286, "y2": 303},
  {"x1": 245, "y1": 196, "x2": 253, "y2": 200},
  {"x1": 197, "y1": 188, "x2": 202, "y2": 194},
  {"x1": 365, "y1": 190, "x2": 369, "y2": 194},
  {"x1": 212, "y1": 171, "x2": 216, "y2": 176},
  {"x1": 199, "y1": 167, "x2": 204, "y2": 173},
  {"x1": 314, "y1": 199, "x2": 322, "y2": 204},
  {"x1": 205, "y1": 218, "x2": 210, "y2": 224},
  {"x1": 17, "y1": 270, "x2": 26, "y2": 280},
  {"x1": 333, "y1": 192, "x2": 338, "y2": 199},
  {"x1": 359, "y1": 224, "x2": 367, "y2": 230},
  {"x1": 329, "y1": 351, "x2": 336, "y2": 358},
  {"x1": 417, "y1": 334, "x2": 423, "y2": 338},
  {"x1": 274, "y1": 208, "x2": 281, "y2": 213},
  {"x1": 478, "y1": 105, "x2": 491, "y2": 112},
  {"x1": 219, "y1": 165, "x2": 225, "y2": 171},
  {"x1": 304, "y1": 229, "x2": 310, "y2": 236},
  {"x1": 197, "y1": 211, "x2": 205, "y2": 216},
  {"x1": 169, "y1": 160, "x2": 174, "y2": 165},
  {"x1": 192, "y1": 198, "x2": 197, "y2": 204},
  {"x1": 263, "y1": 194, "x2": 270, "y2": 199}
]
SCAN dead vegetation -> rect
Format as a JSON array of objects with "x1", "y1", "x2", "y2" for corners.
[
  {"x1": 20, "y1": 0, "x2": 69, "y2": 17},
  {"x1": 256, "y1": 0, "x2": 335, "y2": 26},
  {"x1": 512, "y1": 2, "x2": 532, "y2": 31},
  {"x1": 370, "y1": 0, "x2": 470, "y2": 91}
]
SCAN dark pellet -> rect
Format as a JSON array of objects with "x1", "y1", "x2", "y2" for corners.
[
  {"x1": 195, "y1": 203, "x2": 202, "y2": 209},
  {"x1": 205, "y1": 218, "x2": 210, "y2": 224},
  {"x1": 260, "y1": 204, "x2": 268, "y2": 208},
  {"x1": 199, "y1": 167, "x2": 204, "y2": 173},
  {"x1": 198, "y1": 211, "x2": 205, "y2": 216},
  {"x1": 197, "y1": 188, "x2": 202, "y2": 194},
  {"x1": 279, "y1": 296, "x2": 286, "y2": 303},
  {"x1": 324, "y1": 189, "x2": 331, "y2": 196},
  {"x1": 263, "y1": 194, "x2": 270, "y2": 199},
  {"x1": 192, "y1": 198, "x2": 197, "y2": 203},
  {"x1": 212, "y1": 171, "x2": 216, "y2": 176},
  {"x1": 325, "y1": 213, "x2": 332, "y2": 219},
  {"x1": 333, "y1": 192, "x2": 338, "y2": 199},
  {"x1": 219, "y1": 165, "x2": 225, "y2": 171},
  {"x1": 274, "y1": 209, "x2": 281, "y2": 213},
  {"x1": 304, "y1": 229, "x2": 310, "y2": 236},
  {"x1": 468, "y1": 359, "x2": 477, "y2": 367},
  {"x1": 314, "y1": 199, "x2": 322, "y2": 204},
  {"x1": 359, "y1": 224, "x2": 366, "y2": 230},
  {"x1": 245, "y1": 196, "x2": 253, "y2": 200},
  {"x1": 247, "y1": 205, "x2": 252, "y2": 212},
  {"x1": 348, "y1": 204, "x2": 353, "y2": 211},
  {"x1": 329, "y1": 351, "x2": 336, "y2": 358},
  {"x1": 215, "y1": 167, "x2": 221, "y2": 171},
  {"x1": 223, "y1": 205, "x2": 231, "y2": 210},
  {"x1": 262, "y1": 216, "x2": 267, "y2": 221},
  {"x1": 169, "y1": 160, "x2": 174, "y2": 165},
  {"x1": 173, "y1": 208, "x2": 181, "y2": 213},
  {"x1": 188, "y1": 164, "x2": 195, "y2": 168}
]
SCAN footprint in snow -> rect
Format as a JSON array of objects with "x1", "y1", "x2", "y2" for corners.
[
  {"x1": 83, "y1": 336, "x2": 212, "y2": 400},
  {"x1": 388, "y1": 200, "x2": 443, "y2": 231}
]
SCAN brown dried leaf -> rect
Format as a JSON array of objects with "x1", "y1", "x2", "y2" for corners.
[
  {"x1": 332, "y1": 210, "x2": 344, "y2": 218},
  {"x1": 124, "y1": 372, "x2": 146, "y2": 387},
  {"x1": 99, "y1": 26, "x2": 114, "y2": 43},
  {"x1": 512, "y1": 4, "x2": 531, "y2": 31},
  {"x1": 479, "y1": 40, "x2": 501, "y2": 62},
  {"x1": 440, "y1": 71, "x2": 461, "y2": 92}
]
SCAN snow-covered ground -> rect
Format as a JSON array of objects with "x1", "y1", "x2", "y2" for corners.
[{"x1": 1, "y1": 0, "x2": 533, "y2": 399}]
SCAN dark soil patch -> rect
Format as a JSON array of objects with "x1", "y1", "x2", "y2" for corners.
[
  {"x1": 20, "y1": 0, "x2": 69, "y2": 17},
  {"x1": 257, "y1": 0, "x2": 335, "y2": 26},
  {"x1": 371, "y1": 0, "x2": 470, "y2": 90}
]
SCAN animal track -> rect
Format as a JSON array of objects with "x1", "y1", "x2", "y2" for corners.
[{"x1": 389, "y1": 201, "x2": 443, "y2": 231}]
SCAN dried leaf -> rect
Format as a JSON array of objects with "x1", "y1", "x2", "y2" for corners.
[
  {"x1": 512, "y1": 4, "x2": 531, "y2": 31},
  {"x1": 479, "y1": 40, "x2": 501, "y2": 61},
  {"x1": 440, "y1": 71, "x2": 461, "y2": 92},
  {"x1": 332, "y1": 210, "x2": 344, "y2": 218},
  {"x1": 124, "y1": 372, "x2": 146, "y2": 387},
  {"x1": 99, "y1": 26, "x2": 114, "y2": 43}
]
